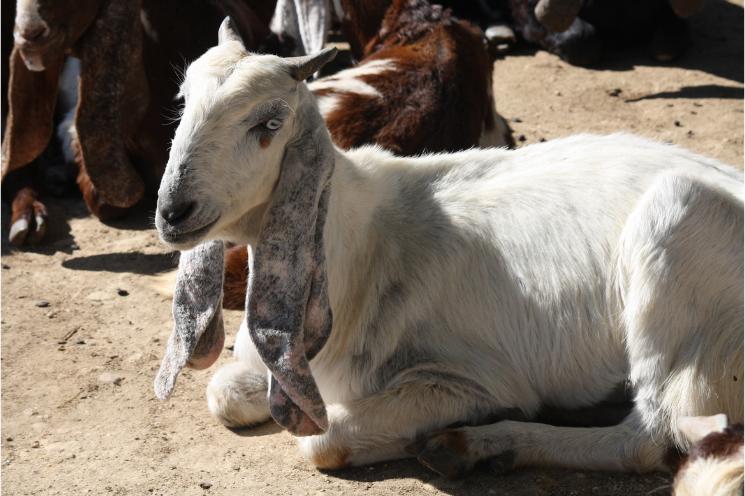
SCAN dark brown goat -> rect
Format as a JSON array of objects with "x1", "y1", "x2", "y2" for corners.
[
  {"x1": 2, "y1": 0, "x2": 276, "y2": 245},
  {"x1": 221, "y1": 0, "x2": 513, "y2": 309}
]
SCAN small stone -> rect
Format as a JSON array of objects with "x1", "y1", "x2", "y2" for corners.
[
  {"x1": 555, "y1": 91, "x2": 562, "y2": 96},
  {"x1": 98, "y1": 372, "x2": 123, "y2": 386},
  {"x1": 539, "y1": 138, "x2": 547, "y2": 142},
  {"x1": 2, "y1": 264, "x2": 9, "y2": 269},
  {"x1": 517, "y1": 134, "x2": 527, "y2": 142},
  {"x1": 674, "y1": 120, "x2": 683, "y2": 127},
  {"x1": 35, "y1": 300, "x2": 50, "y2": 308},
  {"x1": 199, "y1": 482, "x2": 212, "y2": 490},
  {"x1": 31, "y1": 441, "x2": 40, "y2": 449},
  {"x1": 117, "y1": 289, "x2": 129, "y2": 297},
  {"x1": 511, "y1": 117, "x2": 523, "y2": 123},
  {"x1": 607, "y1": 88, "x2": 622, "y2": 97},
  {"x1": 687, "y1": 130, "x2": 694, "y2": 138},
  {"x1": 75, "y1": 340, "x2": 86, "y2": 345},
  {"x1": 6, "y1": 437, "x2": 12, "y2": 442}
]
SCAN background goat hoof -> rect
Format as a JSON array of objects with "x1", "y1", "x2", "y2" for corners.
[
  {"x1": 9, "y1": 188, "x2": 48, "y2": 246},
  {"x1": 409, "y1": 430, "x2": 475, "y2": 479}
]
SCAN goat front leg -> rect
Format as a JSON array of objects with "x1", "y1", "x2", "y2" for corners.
[
  {"x1": 298, "y1": 371, "x2": 508, "y2": 469},
  {"x1": 9, "y1": 186, "x2": 47, "y2": 246},
  {"x1": 411, "y1": 412, "x2": 666, "y2": 478}
]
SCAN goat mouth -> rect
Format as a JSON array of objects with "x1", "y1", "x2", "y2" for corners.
[{"x1": 159, "y1": 216, "x2": 220, "y2": 248}]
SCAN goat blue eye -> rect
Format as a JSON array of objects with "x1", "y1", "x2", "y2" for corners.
[{"x1": 265, "y1": 119, "x2": 282, "y2": 130}]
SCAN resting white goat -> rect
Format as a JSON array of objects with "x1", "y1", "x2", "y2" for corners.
[{"x1": 153, "y1": 19, "x2": 743, "y2": 477}]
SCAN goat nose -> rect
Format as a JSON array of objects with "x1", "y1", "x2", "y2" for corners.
[
  {"x1": 18, "y1": 24, "x2": 47, "y2": 42},
  {"x1": 160, "y1": 201, "x2": 195, "y2": 225}
]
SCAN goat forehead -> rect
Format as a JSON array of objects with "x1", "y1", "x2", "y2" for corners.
[{"x1": 185, "y1": 49, "x2": 292, "y2": 99}]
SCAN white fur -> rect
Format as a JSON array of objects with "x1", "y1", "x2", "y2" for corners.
[
  {"x1": 674, "y1": 449, "x2": 744, "y2": 496},
  {"x1": 309, "y1": 59, "x2": 396, "y2": 117},
  {"x1": 158, "y1": 43, "x2": 744, "y2": 473},
  {"x1": 56, "y1": 57, "x2": 81, "y2": 164}
]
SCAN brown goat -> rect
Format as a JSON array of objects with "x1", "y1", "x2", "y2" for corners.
[
  {"x1": 2, "y1": 0, "x2": 276, "y2": 245},
  {"x1": 221, "y1": 0, "x2": 513, "y2": 309}
]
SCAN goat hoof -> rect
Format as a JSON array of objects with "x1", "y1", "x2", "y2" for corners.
[
  {"x1": 9, "y1": 189, "x2": 48, "y2": 246},
  {"x1": 411, "y1": 430, "x2": 474, "y2": 479},
  {"x1": 9, "y1": 217, "x2": 30, "y2": 247}
]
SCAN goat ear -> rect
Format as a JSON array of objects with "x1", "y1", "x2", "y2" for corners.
[
  {"x1": 533, "y1": 0, "x2": 583, "y2": 32},
  {"x1": 286, "y1": 47, "x2": 337, "y2": 81},
  {"x1": 74, "y1": 0, "x2": 145, "y2": 210},
  {"x1": 1, "y1": 47, "x2": 63, "y2": 178},
  {"x1": 247, "y1": 126, "x2": 334, "y2": 436},
  {"x1": 272, "y1": 0, "x2": 330, "y2": 56},
  {"x1": 154, "y1": 240, "x2": 226, "y2": 400},
  {"x1": 218, "y1": 16, "x2": 245, "y2": 47},
  {"x1": 678, "y1": 414, "x2": 729, "y2": 445}
]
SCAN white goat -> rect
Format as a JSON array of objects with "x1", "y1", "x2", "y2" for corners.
[{"x1": 153, "y1": 19, "x2": 743, "y2": 477}]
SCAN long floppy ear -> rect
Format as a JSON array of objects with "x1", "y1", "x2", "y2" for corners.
[
  {"x1": 247, "y1": 110, "x2": 335, "y2": 435},
  {"x1": 271, "y1": 0, "x2": 330, "y2": 56},
  {"x1": 74, "y1": 0, "x2": 146, "y2": 209},
  {"x1": 1, "y1": 46, "x2": 63, "y2": 178},
  {"x1": 154, "y1": 240, "x2": 226, "y2": 400},
  {"x1": 678, "y1": 414, "x2": 729, "y2": 445},
  {"x1": 533, "y1": 0, "x2": 583, "y2": 33}
]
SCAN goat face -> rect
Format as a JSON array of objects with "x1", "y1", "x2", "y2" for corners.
[
  {"x1": 156, "y1": 22, "x2": 306, "y2": 250},
  {"x1": 14, "y1": 0, "x2": 101, "y2": 71}
]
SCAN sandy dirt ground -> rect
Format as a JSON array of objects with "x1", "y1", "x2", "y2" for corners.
[{"x1": 1, "y1": 1, "x2": 742, "y2": 495}]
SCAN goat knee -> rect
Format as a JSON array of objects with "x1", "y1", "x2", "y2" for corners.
[{"x1": 206, "y1": 362, "x2": 270, "y2": 428}]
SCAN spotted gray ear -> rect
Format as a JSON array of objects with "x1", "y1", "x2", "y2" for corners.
[
  {"x1": 218, "y1": 16, "x2": 245, "y2": 46},
  {"x1": 154, "y1": 240, "x2": 226, "y2": 400},
  {"x1": 286, "y1": 47, "x2": 337, "y2": 81},
  {"x1": 247, "y1": 119, "x2": 334, "y2": 436}
]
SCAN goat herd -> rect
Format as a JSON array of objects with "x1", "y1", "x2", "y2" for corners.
[{"x1": 2, "y1": 0, "x2": 743, "y2": 495}]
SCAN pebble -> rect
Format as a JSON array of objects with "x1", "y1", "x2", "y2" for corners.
[
  {"x1": 511, "y1": 117, "x2": 523, "y2": 123},
  {"x1": 2, "y1": 264, "x2": 9, "y2": 269},
  {"x1": 607, "y1": 88, "x2": 622, "y2": 97},
  {"x1": 97, "y1": 372, "x2": 123, "y2": 386},
  {"x1": 117, "y1": 289, "x2": 129, "y2": 297},
  {"x1": 517, "y1": 134, "x2": 527, "y2": 142},
  {"x1": 199, "y1": 482, "x2": 212, "y2": 490},
  {"x1": 31, "y1": 441, "x2": 40, "y2": 449},
  {"x1": 6, "y1": 437, "x2": 12, "y2": 442},
  {"x1": 35, "y1": 300, "x2": 50, "y2": 308},
  {"x1": 674, "y1": 120, "x2": 683, "y2": 127}
]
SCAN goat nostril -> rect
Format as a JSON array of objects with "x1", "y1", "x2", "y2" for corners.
[
  {"x1": 19, "y1": 25, "x2": 47, "y2": 42},
  {"x1": 162, "y1": 202, "x2": 195, "y2": 225}
]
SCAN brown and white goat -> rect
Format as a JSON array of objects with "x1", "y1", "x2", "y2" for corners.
[
  {"x1": 221, "y1": 0, "x2": 513, "y2": 310},
  {"x1": 2, "y1": 0, "x2": 275, "y2": 245},
  {"x1": 673, "y1": 415, "x2": 744, "y2": 496}
]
